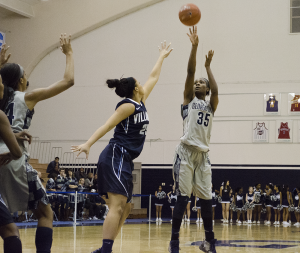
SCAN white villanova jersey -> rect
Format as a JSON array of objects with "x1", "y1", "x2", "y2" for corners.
[
  {"x1": 180, "y1": 96, "x2": 214, "y2": 152},
  {"x1": 0, "y1": 91, "x2": 34, "y2": 154},
  {"x1": 253, "y1": 122, "x2": 268, "y2": 141}
]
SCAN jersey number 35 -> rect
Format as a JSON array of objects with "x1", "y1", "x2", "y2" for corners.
[{"x1": 197, "y1": 112, "x2": 210, "y2": 127}]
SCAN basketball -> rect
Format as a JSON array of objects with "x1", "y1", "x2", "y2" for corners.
[{"x1": 179, "y1": 3, "x2": 201, "y2": 26}]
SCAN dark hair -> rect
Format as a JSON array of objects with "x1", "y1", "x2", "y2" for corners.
[
  {"x1": 158, "y1": 185, "x2": 162, "y2": 190},
  {"x1": 281, "y1": 185, "x2": 288, "y2": 195},
  {"x1": 235, "y1": 187, "x2": 242, "y2": 193},
  {"x1": 274, "y1": 184, "x2": 281, "y2": 192},
  {"x1": 49, "y1": 173, "x2": 57, "y2": 180},
  {"x1": 55, "y1": 157, "x2": 59, "y2": 160},
  {"x1": 107, "y1": 77, "x2": 136, "y2": 98},
  {"x1": 255, "y1": 183, "x2": 261, "y2": 188},
  {"x1": 224, "y1": 180, "x2": 230, "y2": 189},
  {"x1": 203, "y1": 78, "x2": 210, "y2": 96},
  {"x1": 0, "y1": 63, "x2": 23, "y2": 112},
  {"x1": 267, "y1": 183, "x2": 274, "y2": 190}
]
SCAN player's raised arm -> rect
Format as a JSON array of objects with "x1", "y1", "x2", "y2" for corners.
[
  {"x1": 25, "y1": 34, "x2": 74, "y2": 110},
  {"x1": 205, "y1": 50, "x2": 218, "y2": 113},
  {"x1": 141, "y1": 41, "x2": 173, "y2": 103},
  {"x1": 183, "y1": 26, "x2": 198, "y2": 106},
  {"x1": 0, "y1": 44, "x2": 11, "y2": 69},
  {"x1": 71, "y1": 103, "x2": 135, "y2": 159}
]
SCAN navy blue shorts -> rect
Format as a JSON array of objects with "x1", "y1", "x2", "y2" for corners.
[
  {"x1": 97, "y1": 143, "x2": 133, "y2": 203},
  {"x1": 0, "y1": 200, "x2": 14, "y2": 227}
]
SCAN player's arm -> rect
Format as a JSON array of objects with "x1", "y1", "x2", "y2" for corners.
[
  {"x1": 280, "y1": 192, "x2": 282, "y2": 206},
  {"x1": 0, "y1": 111, "x2": 22, "y2": 164},
  {"x1": 167, "y1": 191, "x2": 171, "y2": 198},
  {"x1": 220, "y1": 187, "x2": 223, "y2": 197},
  {"x1": 0, "y1": 44, "x2": 11, "y2": 69},
  {"x1": 246, "y1": 193, "x2": 248, "y2": 202},
  {"x1": 155, "y1": 191, "x2": 158, "y2": 197},
  {"x1": 205, "y1": 50, "x2": 219, "y2": 114},
  {"x1": 194, "y1": 198, "x2": 197, "y2": 207},
  {"x1": 141, "y1": 41, "x2": 173, "y2": 103},
  {"x1": 183, "y1": 26, "x2": 198, "y2": 106},
  {"x1": 25, "y1": 34, "x2": 74, "y2": 110},
  {"x1": 71, "y1": 103, "x2": 135, "y2": 159}
]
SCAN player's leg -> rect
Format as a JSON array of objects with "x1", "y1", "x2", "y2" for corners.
[
  {"x1": 33, "y1": 202, "x2": 53, "y2": 253},
  {"x1": 159, "y1": 206, "x2": 162, "y2": 220},
  {"x1": 237, "y1": 210, "x2": 241, "y2": 222},
  {"x1": 257, "y1": 205, "x2": 262, "y2": 222},
  {"x1": 186, "y1": 202, "x2": 191, "y2": 221},
  {"x1": 156, "y1": 205, "x2": 159, "y2": 220},
  {"x1": 212, "y1": 206, "x2": 215, "y2": 222},
  {"x1": 169, "y1": 145, "x2": 193, "y2": 252},
  {"x1": 115, "y1": 202, "x2": 131, "y2": 238},
  {"x1": 195, "y1": 152, "x2": 216, "y2": 252},
  {"x1": 0, "y1": 202, "x2": 22, "y2": 253},
  {"x1": 225, "y1": 203, "x2": 230, "y2": 220},
  {"x1": 253, "y1": 205, "x2": 257, "y2": 221}
]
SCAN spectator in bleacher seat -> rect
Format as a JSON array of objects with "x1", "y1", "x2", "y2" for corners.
[
  {"x1": 85, "y1": 190, "x2": 107, "y2": 220},
  {"x1": 92, "y1": 174, "x2": 98, "y2": 190},
  {"x1": 46, "y1": 157, "x2": 60, "y2": 175},
  {"x1": 77, "y1": 178, "x2": 87, "y2": 218},
  {"x1": 37, "y1": 171, "x2": 44, "y2": 183},
  {"x1": 75, "y1": 167, "x2": 87, "y2": 181},
  {"x1": 56, "y1": 168, "x2": 68, "y2": 221},
  {"x1": 46, "y1": 174, "x2": 59, "y2": 218},
  {"x1": 85, "y1": 173, "x2": 94, "y2": 191},
  {"x1": 65, "y1": 170, "x2": 78, "y2": 221}
]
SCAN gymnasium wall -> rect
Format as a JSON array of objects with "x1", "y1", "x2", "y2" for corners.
[{"x1": 23, "y1": 0, "x2": 300, "y2": 168}]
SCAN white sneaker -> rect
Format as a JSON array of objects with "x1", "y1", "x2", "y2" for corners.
[
  {"x1": 289, "y1": 220, "x2": 292, "y2": 224},
  {"x1": 196, "y1": 219, "x2": 199, "y2": 223},
  {"x1": 187, "y1": 219, "x2": 190, "y2": 223},
  {"x1": 93, "y1": 216, "x2": 98, "y2": 220},
  {"x1": 170, "y1": 219, "x2": 172, "y2": 222},
  {"x1": 283, "y1": 222, "x2": 289, "y2": 227},
  {"x1": 273, "y1": 221, "x2": 277, "y2": 225},
  {"x1": 212, "y1": 220, "x2": 215, "y2": 224},
  {"x1": 159, "y1": 218, "x2": 162, "y2": 222},
  {"x1": 156, "y1": 218, "x2": 158, "y2": 222},
  {"x1": 243, "y1": 221, "x2": 247, "y2": 225},
  {"x1": 296, "y1": 222, "x2": 300, "y2": 227},
  {"x1": 248, "y1": 220, "x2": 252, "y2": 225},
  {"x1": 230, "y1": 219, "x2": 233, "y2": 223},
  {"x1": 221, "y1": 219, "x2": 224, "y2": 222},
  {"x1": 184, "y1": 215, "x2": 187, "y2": 221},
  {"x1": 257, "y1": 221, "x2": 260, "y2": 224},
  {"x1": 200, "y1": 218, "x2": 203, "y2": 223},
  {"x1": 266, "y1": 221, "x2": 271, "y2": 225},
  {"x1": 238, "y1": 220, "x2": 242, "y2": 224},
  {"x1": 236, "y1": 219, "x2": 239, "y2": 223},
  {"x1": 277, "y1": 221, "x2": 280, "y2": 225},
  {"x1": 252, "y1": 221, "x2": 256, "y2": 224},
  {"x1": 264, "y1": 220, "x2": 267, "y2": 224}
]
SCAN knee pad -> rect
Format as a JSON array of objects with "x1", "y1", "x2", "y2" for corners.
[
  {"x1": 173, "y1": 196, "x2": 189, "y2": 219},
  {"x1": 200, "y1": 199, "x2": 212, "y2": 218}
]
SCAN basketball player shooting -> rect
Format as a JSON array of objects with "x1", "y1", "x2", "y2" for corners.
[{"x1": 169, "y1": 26, "x2": 219, "y2": 253}]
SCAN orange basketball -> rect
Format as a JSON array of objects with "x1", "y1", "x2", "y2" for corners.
[{"x1": 178, "y1": 3, "x2": 201, "y2": 26}]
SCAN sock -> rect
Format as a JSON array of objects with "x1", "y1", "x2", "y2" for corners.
[
  {"x1": 4, "y1": 236, "x2": 22, "y2": 253},
  {"x1": 200, "y1": 198, "x2": 214, "y2": 242},
  {"x1": 35, "y1": 227, "x2": 53, "y2": 253},
  {"x1": 102, "y1": 239, "x2": 114, "y2": 253},
  {"x1": 171, "y1": 196, "x2": 189, "y2": 241}
]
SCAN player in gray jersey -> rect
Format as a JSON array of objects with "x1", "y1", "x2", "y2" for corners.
[
  {"x1": 169, "y1": 26, "x2": 219, "y2": 253},
  {"x1": 0, "y1": 34, "x2": 74, "y2": 253}
]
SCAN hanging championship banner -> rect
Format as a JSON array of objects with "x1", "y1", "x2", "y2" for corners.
[
  {"x1": 253, "y1": 121, "x2": 269, "y2": 143},
  {"x1": 264, "y1": 93, "x2": 281, "y2": 115},
  {"x1": 0, "y1": 31, "x2": 5, "y2": 49},
  {"x1": 288, "y1": 93, "x2": 300, "y2": 115},
  {"x1": 276, "y1": 120, "x2": 293, "y2": 143}
]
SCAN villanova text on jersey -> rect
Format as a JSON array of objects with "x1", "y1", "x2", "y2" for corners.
[{"x1": 110, "y1": 98, "x2": 149, "y2": 160}]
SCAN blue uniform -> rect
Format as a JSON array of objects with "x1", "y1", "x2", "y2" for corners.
[
  {"x1": 273, "y1": 192, "x2": 280, "y2": 209},
  {"x1": 98, "y1": 99, "x2": 149, "y2": 202},
  {"x1": 266, "y1": 96, "x2": 278, "y2": 112}
]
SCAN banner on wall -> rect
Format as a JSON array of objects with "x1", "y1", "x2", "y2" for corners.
[
  {"x1": 264, "y1": 93, "x2": 280, "y2": 115},
  {"x1": 288, "y1": 93, "x2": 300, "y2": 115},
  {"x1": 253, "y1": 121, "x2": 269, "y2": 143},
  {"x1": 0, "y1": 31, "x2": 4, "y2": 49},
  {"x1": 276, "y1": 120, "x2": 293, "y2": 143}
]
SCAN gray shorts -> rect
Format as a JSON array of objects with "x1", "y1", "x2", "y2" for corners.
[{"x1": 173, "y1": 143, "x2": 212, "y2": 200}]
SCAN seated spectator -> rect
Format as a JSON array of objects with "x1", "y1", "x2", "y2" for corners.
[
  {"x1": 85, "y1": 190, "x2": 107, "y2": 220},
  {"x1": 65, "y1": 170, "x2": 78, "y2": 220},
  {"x1": 77, "y1": 178, "x2": 87, "y2": 218},
  {"x1": 46, "y1": 174, "x2": 59, "y2": 218},
  {"x1": 85, "y1": 173, "x2": 94, "y2": 191},
  {"x1": 47, "y1": 157, "x2": 60, "y2": 177},
  {"x1": 92, "y1": 174, "x2": 98, "y2": 190},
  {"x1": 75, "y1": 167, "x2": 87, "y2": 181}
]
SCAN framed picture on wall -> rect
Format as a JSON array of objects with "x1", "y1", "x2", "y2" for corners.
[
  {"x1": 264, "y1": 93, "x2": 281, "y2": 115},
  {"x1": 276, "y1": 120, "x2": 293, "y2": 143},
  {"x1": 0, "y1": 31, "x2": 5, "y2": 49},
  {"x1": 298, "y1": 121, "x2": 300, "y2": 143},
  {"x1": 288, "y1": 93, "x2": 300, "y2": 115},
  {"x1": 253, "y1": 121, "x2": 269, "y2": 143}
]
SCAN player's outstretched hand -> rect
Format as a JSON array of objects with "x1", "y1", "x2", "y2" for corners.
[
  {"x1": 0, "y1": 44, "x2": 11, "y2": 67},
  {"x1": 0, "y1": 152, "x2": 13, "y2": 166},
  {"x1": 158, "y1": 41, "x2": 173, "y2": 59},
  {"x1": 205, "y1": 50, "x2": 214, "y2": 68},
  {"x1": 15, "y1": 130, "x2": 32, "y2": 144},
  {"x1": 187, "y1": 26, "x2": 198, "y2": 46},
  {"x1": 60, "y1": 33, "x2": 73, "y2": 55},
  {"x1": 71, "y1": 143, "x2": 90, "y2": 159}
]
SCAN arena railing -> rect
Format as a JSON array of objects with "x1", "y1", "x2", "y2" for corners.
[{"x1": 45, "y1": 191, "x2": 154, "y2": 226}]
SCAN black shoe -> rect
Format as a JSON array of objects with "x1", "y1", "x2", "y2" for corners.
[
  {"x1": 168, "y1": 240, "x2": 180, "y2": 253},
  {"x1": 91, "y1": 248, "x2": 102, "y2": 253}
]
